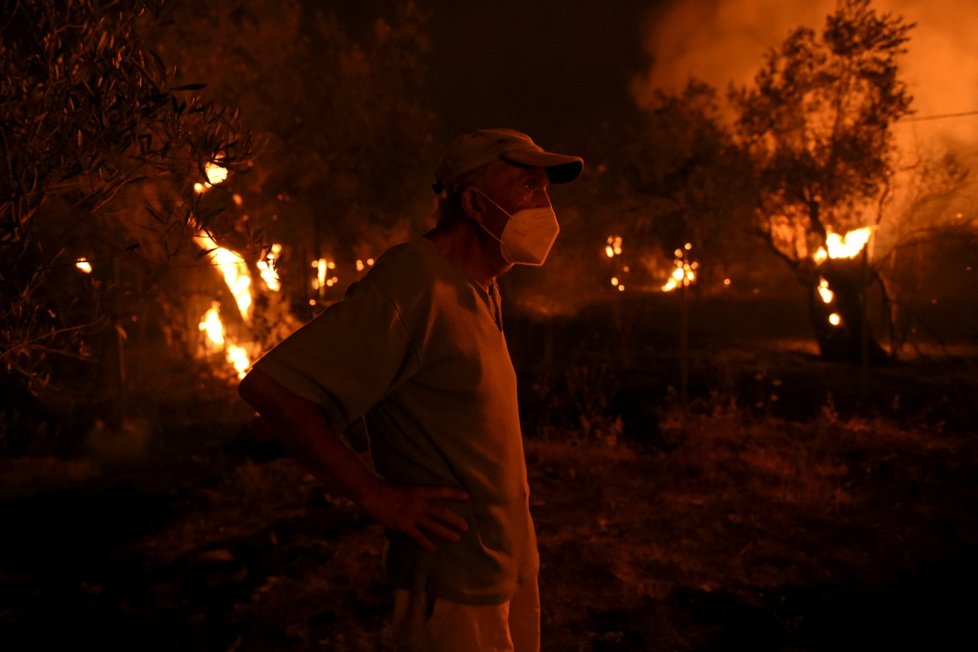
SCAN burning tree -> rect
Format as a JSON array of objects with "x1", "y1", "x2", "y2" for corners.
[
  {"x1": 730, "y1": 0, "x2": 913, "y2": 363},
  {"x1": 580, "y1": 82, "x2": 755, "y2": 298},
  {"x1": 151, "y1": 0, "x2": 437, "y2": 314},
  {"x1": 0, "y1": 0, "x2": 250, "y2": 418}
]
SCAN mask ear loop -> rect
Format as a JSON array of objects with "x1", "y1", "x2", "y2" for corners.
[{"x1": 468, "y1": 188, "x2": 511, "y2": 246}]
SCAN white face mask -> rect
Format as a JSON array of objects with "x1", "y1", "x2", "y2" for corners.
[{"x1": 474, "y1": 189, "x2": 560, "y2": 266}]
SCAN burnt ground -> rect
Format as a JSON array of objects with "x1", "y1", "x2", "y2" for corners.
[{"x1": 1, "y1": 294, "x2": 976, "y2": 651}]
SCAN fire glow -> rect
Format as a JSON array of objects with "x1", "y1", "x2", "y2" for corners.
[
  {"x1": 312, "y1": 258, "x2": 338, "y2": 297},
  {"x1": 186, "y1": 159, "x2": 257, "y2": 379},
  {"x1": 194, "y1": 161, "x2": 229, "y2": 194},
  {"x1": 193, "y1": 231, "x2": 253, "y2": 320},
  {"x1": 75, "y1": 258, "x2": 92, "y2": 274},
  {"x1": 817, "y1": 278, "x2": 834, "y2": 304},
  {"x1": 257, "y1": 243, "x2": 282, "y2": 292},
  {"x1": 199, "y1": 301, "x2": 252, "y2": 379},
  {"x1": 814, "y1": 227, "x2": 873, "y2": 263},
  {"x1": 199, "y1": 301, "x2": 226, "y2": 349},
  {"x1": 192, "y1": 237, "x2": 254, "y2": 380},
  {"x1": 811, "y1": 227, "x2": 874, "y2": 329},
  {"x1": 605, "y1": 235, "x2": 626, "y2": 291},
  {"x1": 662, "y1": 243, "x2": 698, "y2": 292}
]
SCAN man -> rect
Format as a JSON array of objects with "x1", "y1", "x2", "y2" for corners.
[{"x1": 238, "y1": 128, "x2": 583, "y2": 651}]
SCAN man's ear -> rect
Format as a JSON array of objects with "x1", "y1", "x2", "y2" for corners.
[{"x1": 460, "y1": 187, "x2": 487, "y2": 224}]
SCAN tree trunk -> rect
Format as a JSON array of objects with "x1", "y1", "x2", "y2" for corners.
[{"x1": 808, "y1": 258, "x2": 889, "y2": 364}]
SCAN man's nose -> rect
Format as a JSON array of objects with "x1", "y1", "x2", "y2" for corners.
[{"x1": 535, "y1": 187, "x2": 552, "y2": 209}]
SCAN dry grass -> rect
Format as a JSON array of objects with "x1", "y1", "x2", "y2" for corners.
[
  {"x1": 532, "y1": 407, "x2": 977, "y2": 650},
  {"x1": 1, "y1": 401, "x2": 976, "y2": 650}
]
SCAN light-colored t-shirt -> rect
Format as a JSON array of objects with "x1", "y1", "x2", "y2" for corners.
[{"x1": 253, "y1": 236, "x2": 538, "y2": 604}]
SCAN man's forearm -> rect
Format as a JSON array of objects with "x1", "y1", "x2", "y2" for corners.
[
  {"x1": 238, "y1": 369, "x2": 383, "y2": 506},
  {"x1": 237, "y1": 368, "x2": 470, "y2": 550}
]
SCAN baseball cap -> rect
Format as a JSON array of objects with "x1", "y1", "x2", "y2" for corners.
[{"x1": 433, "y1": 128, "x2": 584, "y2": 194}]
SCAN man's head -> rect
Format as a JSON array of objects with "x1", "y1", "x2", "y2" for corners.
[
  {"x1": 433, "y1": 128, "x2": 583, "y2": 196},
  {"x1": 433, "y1": 128, "x2": 583, "y2": 229}
]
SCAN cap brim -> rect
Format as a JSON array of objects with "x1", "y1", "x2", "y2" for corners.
[{"x1": 502, "y1": 149, "x2": 584, "y2": 184}]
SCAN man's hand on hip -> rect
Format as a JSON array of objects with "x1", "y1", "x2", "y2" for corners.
[{"x1": 360, "y1": 482, "x2": 469, "y2": 552}]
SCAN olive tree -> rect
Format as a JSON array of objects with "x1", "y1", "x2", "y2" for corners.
[
  {"x1": 0, "y1": 0, "x2": 250, "y2": 403},
  {"x1": 730, "y1": 0, "x2": 913, "y2": 362}
]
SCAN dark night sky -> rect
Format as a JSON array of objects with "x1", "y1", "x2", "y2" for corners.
[{"x1": 417, "y1": 1, "x2": 664, "y2": 151}]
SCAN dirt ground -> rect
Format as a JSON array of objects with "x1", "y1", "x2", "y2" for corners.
[
  {"x1": 1, "y1": 399, "x2": 976, "y2": 651},
  {"x1": 2, "y1": 295, "x2": 977, "y2": 650}
]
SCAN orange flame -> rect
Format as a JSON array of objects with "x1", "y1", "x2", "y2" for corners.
[
  {"x1": 194, "y1": 162, "x2": 229, "y2": 194},
  {"x1": 815, "y1": 227, "x2": 873, "y2": 263},
  {"x1": 197, "y1": 302, "x2": 251, "y2": 379},
  {"x1": 192, "y1": 224, "x2": 255, "y2": 380},
  {"x1": 193, "y1": 231, "x2": 252, "y2": 321},
  {"x1": 662, "y1": 244, "x2": 698, "y2": 292},
  {"x1": 199, "y1": 301, "x2": 226, "y2": 349},
  {"x1": 257, "y1": 243, "x2": 282, "y2": 292}
]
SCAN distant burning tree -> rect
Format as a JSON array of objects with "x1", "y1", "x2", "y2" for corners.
[
  {"x1": 809, "y1": 227, "x2": 889, "y2": 363},
  {"x1": 730, "y1": 0, "x2": 913, "y2": 362}
]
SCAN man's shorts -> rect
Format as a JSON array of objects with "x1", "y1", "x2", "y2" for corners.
[{"x1": 390, "y1": 579, "x2": 540, "y2": 652}]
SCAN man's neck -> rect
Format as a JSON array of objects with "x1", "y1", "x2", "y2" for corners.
[{"x1": 425, "y1": 221, "x2": 510, "y2": 291}]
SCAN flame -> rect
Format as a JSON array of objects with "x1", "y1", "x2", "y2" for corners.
[
  {"x1": 205, "y1": 162, "x2": 228, "y2": 185},
  {"x1": 199, "y1": 301, "x2": 226, "y2": 348},
  {"x1": 198, "y1": 302, "x2": 252, "y2": 380},
  {"x1": 75, "y1": 258, "x2": 93, "y2": 273},
  {"x1": 194, "y1": 161, "x2": 229, "y2": 194},
  {"x1": 188, "y1": 181, "x2": 259, "y2": 381},
  {"x1": 226, "y1": 343, "x2": 251, "y2": 380},
  {"x1": 311, "y1": 258, "x2": 338, "y2": 295},
  {"x1": 193, "y1": 231, "x2": 252, "y2": 320},
  {"x1": 257, "y1": 243, "x2": 282, "y2": 292},
  {"x1": 817, "y1": 278, "x2": 835, "y2": 304},
  {"x1": 315, "y1": 259, "x2": 327, "y2": 287},
  {"x1": 815, "y1": 227, "x2": 873, "y2": 262},
  {"x1": 662, "y1": 247, "x2": 698, "y2": 293}
]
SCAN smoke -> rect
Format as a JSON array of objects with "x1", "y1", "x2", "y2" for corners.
[{"x1": 632, "y1": 0, "x2": 978, "y2": 148}]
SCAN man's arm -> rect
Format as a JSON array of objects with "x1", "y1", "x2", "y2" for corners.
[{"x1": 238, "y1": 368, "x2": 468, "y2": 551}]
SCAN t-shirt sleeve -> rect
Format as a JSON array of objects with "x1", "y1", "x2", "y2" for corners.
[{"x1": 252, "y1": 279, "x2": 420, "y2": 432}]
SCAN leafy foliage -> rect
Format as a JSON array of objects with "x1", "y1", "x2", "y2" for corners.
[
  {"x1": 0, "y1": 0, "x2": 251, "y2": 393},
  {"x1": 150, "y1": 0, "x2": 437, "y2": 307},
  {"x1": 730, "y1": 0, "x2": 914, "y2": 275},
  {"x1": 611, "y1": 82, "x2": 755, "y2": 284}
]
